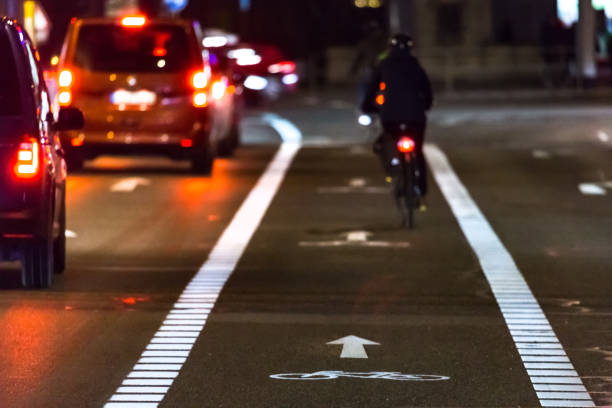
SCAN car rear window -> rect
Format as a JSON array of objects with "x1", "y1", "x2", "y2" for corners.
[
  {"x1": 0, "y1": 30, "x2": 23, "y2": 116},
  {"x1": 73, "y1": 24, "x2": 199, "y2": 73}
]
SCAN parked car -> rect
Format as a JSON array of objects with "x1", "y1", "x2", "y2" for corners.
[
  {"x1": 56, "y1": 15, "x2": 235, "y2": 173},
  {"x1": 0, "y1": 18, "x2": 84, "y2": 288}
]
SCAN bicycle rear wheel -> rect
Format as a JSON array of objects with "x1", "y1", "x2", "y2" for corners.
[{"x1": 402, "y1": 156, "x2": 417, "y2": 229}]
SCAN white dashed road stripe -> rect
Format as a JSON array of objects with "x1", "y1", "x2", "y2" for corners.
[
  {"x1": 425, "y1": 144, "x2": 595, "y2": 408},
  {"x1": 104, "y1": 130, "x2": 301, "y2": 406}
]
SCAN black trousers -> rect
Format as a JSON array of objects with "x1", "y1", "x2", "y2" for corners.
[{"x1": 377, "y1": 121, "x2": 428, "y2": 196}]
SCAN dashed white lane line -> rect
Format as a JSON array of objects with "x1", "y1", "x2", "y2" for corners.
[
  {"x1": 578, "y1": 183, "x2": 607, "y2": 195},
  {"x1": 104, "y1": 123, "x2": 302, "y2": 407},
  {"x1": 425, "y1": 144, "x2": 595, "y2": 408},
  {"x1": 111, "y1": 177, "x2": 151, "y2": 193},
  {"x1": 597, "y1": 130, "x2": 610, "y2": 143}
]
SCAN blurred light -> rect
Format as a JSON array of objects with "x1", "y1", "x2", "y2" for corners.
[
  {"x1": 111, "y1": 89, "x2": 156, "y2": 106},
  {"x1": 181, "y1": 139, "x2": 193, "y2": 148},
  {"x1": 50, "y1": 55, "x2": 59, "y2": 66},
  {"x1": 358, "y1": 114, "x2": 372, "y2": 126},
  {"x1": 268, "y1": 61, "x2": 296, "y2": 74},
  {"x1": 244, "y1": 75, "x2": 268, "y2": 90},
  {"x1": 227, "y1": 48, "x2": 255, "y2": 59},
  {"x1": 211, "y1": 80, "x2": 227, "y2": 100},
  {"x1": 157, "y1": 59, "x2": 166, "y2": 68},
  {"x1": 193, "y1": 92, "x2": 208, "y2": 107},
  {"x1": 368, "y1": 0, "x2": 381, "y2": 7},
  {"x1": 379, "y1": 82, "x2": 386, "y2": 91},
  {"x1": 236, "y1": 54, "x2": 262, "y2": 66},
  {"x1": 109, "y1": 73, "x2": 117, "y2": 82},
  {"x1": 203, "y1": 36, "x2": 228, "y2": 48},
  {"x1": 153, "y1": 47, "x2": 167, "y2": 57},
  {"x1": 282, "y1": 73, "x2": 299, "y2": 85},
  {"x1": 14, "y1": 138, "x2": 39, "y2": 178},
  {"x1": 71, "y1": 137, "x2": 84, "y2": 147},
  {"x1": 376, "y1": 94, "x2": 385, "y2": 105},
  {"x1": 354, "y1": 0, "x2": 367, "y2": 7},
  {"x1": 58, "y1": 70, "x2": 73, "y2": 87},
  {"x1": 397, "y1": 136, "x2": 416, "y2": 153},
  {"x1": 192, "y1": 71, "x2": 208, "y2": 89},
  {"x1": 58, "y1": 90, "x2": 72, "y2": 106},
  {"x1": 121, "y1": 15, "x2": 147, "y2": 27}
]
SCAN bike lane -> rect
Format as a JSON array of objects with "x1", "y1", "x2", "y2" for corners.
[
  {"x1": 159, "y1": 146, "x2": 540, "y2": 407},
  {"x1": 430, "y1": 117, "x2": 612, "y2": 407}
]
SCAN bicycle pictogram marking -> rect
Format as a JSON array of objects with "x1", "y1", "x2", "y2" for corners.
[{"x1": 269, "y1": 371, "x2": 450, "y2": 381}]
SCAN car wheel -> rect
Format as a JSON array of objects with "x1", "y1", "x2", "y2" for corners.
[
  {"x1": 191, "y1": 147, "x2": 214, "y2": 175},
  {"x1": 22, "y1": 233, "x2": 54, "y2": 289},
  {"x1": 53, "y1": 195, "x2": 66, "y2": 274},
  {"x1": 66, "y1": 155, "x2": 84, "y2": 172}
]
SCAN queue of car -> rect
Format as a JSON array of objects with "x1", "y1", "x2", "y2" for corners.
[{"x1": 0, "y1": 14, "x2": 297, "y2": 289}]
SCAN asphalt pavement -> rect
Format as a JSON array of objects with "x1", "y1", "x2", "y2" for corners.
[{"x1": 0, "y1": 90, "x2": 610, "y2": 408}]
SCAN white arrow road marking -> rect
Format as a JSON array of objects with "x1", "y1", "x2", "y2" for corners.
[
  {"x1": 318, "y1": 178, "x2": 389, "y2": 194},
  {"x1": 425, "y1": 143, "x2": 595, "y2": 408},
  {"x1": 299, "y1": 231, "x2": 410, "y2": 248},
  {"x1": 66, "y1": 230, "x2": 77, "y2": 238},
  {"x1": 327, "y1": 336, "x2": 380, "y2": 359},
  {"x1": 578, "y1": 183, "x2": 607, "y2": 195},
  {"x1": 111, "y1": 177, "x2": 151, "y2": 193}
]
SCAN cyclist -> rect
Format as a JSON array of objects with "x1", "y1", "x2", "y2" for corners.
[{"x1": 360, "y1": 34, "x2": 433, "y2": 206}]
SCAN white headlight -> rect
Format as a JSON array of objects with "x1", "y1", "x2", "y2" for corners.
[
  {"x1": 358, "y1": 114, "x2": 373, "y2": 126},
  {"x1": 244, "y1": 75, "x2": 268, "y2": 91}
]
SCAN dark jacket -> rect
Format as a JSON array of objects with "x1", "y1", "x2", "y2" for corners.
[{"x1": 361, "y1": 48, "x2": 433, "y2": 122}]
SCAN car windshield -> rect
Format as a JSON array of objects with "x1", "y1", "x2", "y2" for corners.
[
  {"x1": 0, "y1": 30, "x2": 22, "y2": 116},
  {"x1": 73, "y1": 24, "x2": 198, "y2": 73}
]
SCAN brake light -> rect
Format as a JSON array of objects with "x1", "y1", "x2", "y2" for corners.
[
  {"x1": 14, "y1": 138, "x2": 40, "y2": 178},
  {"x1": 181, "y1": 139, "x2": 193, "y2": 148},
  {"x1": 58, "y1": 69, "x2": 73, "y2": 87},
  {"x1": 58, "y1": 90, "x2": 72, "y2": 106},
  {"x1": 193, "y1": 92, "x2": 208, "y2": 107},
  {"x1": 121, "y1": 15, "x2": 147, "y2": 27},
  {"x1": 268, "y1": 61, "x2": 296, "y2": 74},
  {"x1": 397, "y1": 136, "x2": 416, "y2": 153},
  {"x1": 192, "y1": 71, "x2": 208, "y2": 89}
]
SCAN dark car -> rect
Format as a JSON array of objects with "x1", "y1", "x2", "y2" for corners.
[
  {"x1": 56, "y1": 16, "x2": 235, "y2": 173},
  {"x1": 0, "y1": 18, "x2": 83, "y2": 288}
]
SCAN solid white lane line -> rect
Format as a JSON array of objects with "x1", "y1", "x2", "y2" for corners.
[
  {"x1": 425, "y1": 144, "x2": 594, "y2": 407},
  {"x1": 105, "y1": 133, "x2": 301, "y2": 407},
  {"x1": 104, "y1": 403, "x2": 158, "y2": 408}
]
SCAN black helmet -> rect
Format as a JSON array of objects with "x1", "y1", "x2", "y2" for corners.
[{"x1": 389, "y1": 33, "x2": 414, "y2": 50}]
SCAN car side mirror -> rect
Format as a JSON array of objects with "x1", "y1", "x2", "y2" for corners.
[{"x1": 55, "y1": 107, "x2": 84, "y2": 131}]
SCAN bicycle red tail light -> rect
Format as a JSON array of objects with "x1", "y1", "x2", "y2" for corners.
[
  {"x1": 14, "y1": 137, "x2": 40, "y2": 179},
  {"x1": 397, "y1": 136, "x2": 416, "y2": 153}
]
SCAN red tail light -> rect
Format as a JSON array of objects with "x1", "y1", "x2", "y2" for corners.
[
  {"x1": 268, "y1": 61, "x2": 296, "y2": 74},
  {"x1": 14, "y1": 138, "x2": 40, "y2": 179},
  {"x1": 397, "y1": 136, "x2": 416, "y2": 153}
]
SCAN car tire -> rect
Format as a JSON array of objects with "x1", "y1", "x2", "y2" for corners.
[
  {"x1": 53, "y1": 194, "x2": 66, "y2": 274},
  {"x1": 22, "y1": 231, "x2": 54, "y2": 289},
  {"x1": 191, "y1": 148, "x2": 214, "y2": 175},
  {"x1": 66, "y1": 155, "x2": 84, "y2": 172}
]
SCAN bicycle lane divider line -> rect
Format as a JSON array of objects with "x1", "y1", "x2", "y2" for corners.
[
  {"x1": 104, "y1": 127, "x2": 302, "y2": 407},
  {"x1": 424, "y1": 144, "x2": 595, "y2": 408}
]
